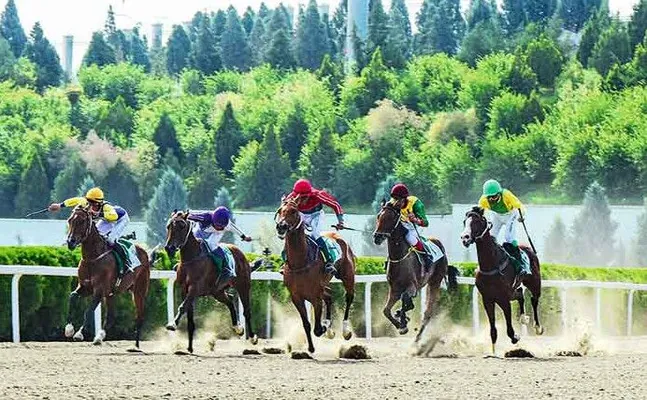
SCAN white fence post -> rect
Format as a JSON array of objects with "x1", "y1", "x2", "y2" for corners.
[
  {"x1": 11, "y1": 274, "x2": 21, "y2": 343},
  {"x1": 166, "y1": 278, "x2": 175, "y2": 325},
  {"x1": 365, "y1": 282, "x2": 372, "y2": 339},
  {"x1": 627, "y1": 289, "x2": 635, "y2": 336},
  {"x1": 471, "y1": 285, "x2": 480, "y2": 336},
  {"x1": 595, "y1": 288, "x2": 602, "y2": 332},
  {"x1": 266, "y1": 289, "x2": 272, "y2": 338},
  {"x1": 560, "y1": 288, "x2": 568, "y2": 332}
]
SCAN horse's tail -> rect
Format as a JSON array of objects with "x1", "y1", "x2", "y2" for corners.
[{"x1": 446, "y1": 265, "x2": 459, "y2": 292}]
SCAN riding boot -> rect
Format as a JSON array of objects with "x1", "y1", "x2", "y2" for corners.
[
  {"x1": 505, "y1": 242, "x2": 528, "y2": 276},
  {"x1": 113, "y1": 243, "x2": 133, "y2": 278},
  {"x1": 315, "y1": 237, "x2": 338, "y2": 278},
  {"x1": 414, "y1": 240, "x2": 434, "y2": 273}
]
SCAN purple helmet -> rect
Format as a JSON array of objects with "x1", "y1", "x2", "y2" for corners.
[{"x1": 212, "y1": 206, "x2": 230, "y2": 228}]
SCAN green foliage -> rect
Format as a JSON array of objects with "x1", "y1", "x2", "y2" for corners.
[
  {"x1": 11, "y1": 57, "x2": 36, "y2": 88},
  {"x1": 434, "y1": 140, "x2": 477, "y2": 202},
  {"x1": 222, "y1": 7, "x2": 252, "y2": 71},
  {"x1": 590, "y1": 22, "x2": 631, "y2": 76},
  {"x1": 415, "y1": 0, "x2": 465, "y2": 56},
  {"x1": 264, "y1": 28, "x2": 295, "y2": 70},
  {"x1": 0, "y1": 0, "x2": 27, "y2": 58},
  {"x1": 525, "y1": 34, "x2": 564, "y2": 87},
  {"x1": 214, "y1": 102, "x2": 244, "y2": 174},
  {"x1": 577, "y1": 9, "x2": 610, "y2": 68},
  {"x1": 458, "y1": 20, "x2": 506, "y2": 67},
  {"x1": 340, "y1": 48, "x2": 393, "y2": 118},
  {"x1": 24, "y1": 23, "x2": 62, "y2": 92},
  {"x1": 488, "y1": 91, "x2": 544, "y2": 136},
  {"x1": 83, "y1": 32, "x2": 116, "y2": 67},
  {"x1": 101, "y1": 160, "x2": 141, "y2": 216},
  {"x1": 367, "y1": 0, "x2": 389, "y2": 57},
  {"x1": 14, "y1": 151, "x2": 50, "y2": 217},
  {"x1": 502, "y1": 0, "x2": 527, "y2": 35},
  {"x1": 129, "y1": 27, "x2": 151, "y2": 73},
  {"x1": 526, "y1": 0, "x2": 557, "y2": 23},
  {"x1": 190, "y1": 14, "x2": 221, "y2": 75},
  {"x1": 545, "y1": 216, "x2": 568, "y2": 263},
  {"x1": 296, "y1": 0, "x2": 328, "y2": 70},
  {"x1": 186, "y1": 149, "x2": 226, "y2": 209},
  {"x1": 145, "y1": 168, "x2": 188, "y2": 246},
  {"x1": 279, "y1": 103, "x2": 309, "y2": 169},
  {"x1": 153, "y1": 113, "x2": 182, "y2": 162},
  {"x1": 51, "y1": 154, "x2": 86, "y2": 212},
  {"x1": 166, "y1": 25, "x2": 191, "y2": 75},
  {"x1": 242, "y1": 7, "x2": 256, "y2": 35},
  {"x1": 180, "y1": 69, "x2": 204, "y2": 95},
  {"x1": 299, "y1": 127, "x2": 339, "y2": 190},
  {"x1": 629, "y1": 0, "x2": 647, "y2": 51},
  {"x1": 249, "y1": 15, "x2": 268, "y2": 66},
  {"x1": 467, "y1": 0, "x2": 496, "y2": 29}
]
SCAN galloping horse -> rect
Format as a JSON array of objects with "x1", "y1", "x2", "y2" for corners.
[
  {"x1": 64, "y1": 205, "x2": 152, "y2": 350},
  {"x1": 164, "y1": 210, "x2": 258, "y2": 354},
  {"x1": 461, "y1": 206, "x2": 543, "y2": 354},
  {"x1": 275, "y1": 199, "x2": 356, "y2": 353},
  {"x1": 373, "y1": 201, "x2": 457, "y2": 343}
]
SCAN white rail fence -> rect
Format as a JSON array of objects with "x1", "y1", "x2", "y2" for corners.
[{"x1": 2, "y1": 265, "x2": 647, "y2": 343}]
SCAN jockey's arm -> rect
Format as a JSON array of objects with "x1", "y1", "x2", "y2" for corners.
[
  {"x1": 478, "y1": 195, "x2": 490, "y2": 210},
  {"x1": 317, "y1": 190, "x2": 345, "y2": 224},
  {"x1": 503, "y1": 190, "x2": 524, "y2": 214},
  {"x1": 60, "y1": 197, "x2": 88, "y2": 208},
  {"x1": 412, "y1": 199, "x2": 429, "y2": 227},
  {"x1": 227, "y1": 221, "x2": 251, "y2": 241},
  {"x1": 99, "y1": 204, "x2": 119, "y2": 222}
]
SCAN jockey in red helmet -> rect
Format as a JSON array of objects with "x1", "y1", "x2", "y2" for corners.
[{"x1": 285, "y1": 178, "x2": 345, "y2": 277}]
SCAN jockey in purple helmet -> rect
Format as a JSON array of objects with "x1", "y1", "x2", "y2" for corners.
[{"x1": 187, "y1": 207, "x2": 252, "y2": 279}]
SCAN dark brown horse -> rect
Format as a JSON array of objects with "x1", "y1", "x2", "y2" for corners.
[
  {"x1": 461, "y1": 206, "x2": 544, "y2": 354},
  {"x1": 275, "y1": 199, "x2": 356, "y2": 353},
  {"x1": 373, "y1": 201, "x2": 457, "y2": 344},
  {"x1": 64, "y1": 205, "x2": 151, "y2": 350},
  {"x1": 164, "y1": 210, "x2": 258, "y2": 354}
]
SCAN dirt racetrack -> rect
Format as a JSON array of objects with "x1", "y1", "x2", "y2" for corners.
[{"x1": 3, "y1": 334, "x2": 647, "y2": 400}]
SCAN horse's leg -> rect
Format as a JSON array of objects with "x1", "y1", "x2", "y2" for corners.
[
  {"x1": 167, "y1": 295, "x2": 187, "y2": 331},
  {"x1": 531, "y1": 293, "x2": 544, "y2": 335},
  {"x1": 93, "y1": 294, "x2": 116, "y2": 345},
  {"x1": 75, "y1": 293, "x2": 102, "y2": 341},
  {"x1": 292, "y1": 296, "x2": 315, "y2": 353},
  {"x1": 516, "y1": 288, "x2": 529, "y2": 325},
  {"x1": 186, "y1": 296, "x2": 196, "y2": 354},
  {"x1": 499, "y1": 300, "x2": 519, "y2": 345},
  {"x1": 322, "y1": 288, "x2": 335, "y2": 339},
  {"x1": 312, "y1": 298, "x2": 326, "y2": 338},
  {"x1": 214, "y1": 290, "x2": 240, "y2": 332},
  {"x1": 483, "y1": 300, "x2": 497, "y2": 355},
  {"x1": 382, "y1": 289, "x2": 401, "y2": 330},
  {"x1": 398, "y1": 291, "x2": 414, "y2": 335},
  {"x1": 415, "y1": 284, "x2": 440, "y2": 344},
  {"x1": 133, "y1": 289, "x2": 146, "y2": 349},
  {"x1": 65, "y1": 284, "x2": 90, "y2": 338},
  {"x1": 342, "y1": 288, "x2": 354, "y2": 341},
  {"x1": 237, "y1": 283, "x2": 257, "y2": 344}
]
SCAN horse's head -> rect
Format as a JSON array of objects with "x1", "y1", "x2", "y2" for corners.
[
  {"x1": 165, "y1": 209, "x2": 191, "y2": 258},
  {"x1": 372, "y1": 199, "x2": 402, "y2": 246},
  {"x1": 275, "y1": 199, "x2": 302, "y2": 240},
  {"x1": 66, "y1": 205, "x2": 94, "y2": 250},
  {"x1": 461, "y1": 206, "x2": 490, "y2": 247}
]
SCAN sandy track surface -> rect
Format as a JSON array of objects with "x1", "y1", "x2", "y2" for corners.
[{"x1": 2, "y1": 335, "x2": 647, "y2": 400}]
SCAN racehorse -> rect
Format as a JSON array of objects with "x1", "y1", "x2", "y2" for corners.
[
  {"x1": 64, "y1": 205, "x2": 152, "y2": 350},
  {"x1": 164, "y1": 210, "x2": 258, "y2": 354},
  {"x1": 461, "y1": 206, "x2": 544, "y2": 354},
  {"x1": 275, "y1": 199, "x2": 356, "y2": 353},
  {"x1": 373, "y1": 200, "x2": 457, "y2": 344}
]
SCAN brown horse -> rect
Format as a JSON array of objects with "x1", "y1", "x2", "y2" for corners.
[
  {"x1": 460, "y1": 206, "x2": 544, "y2": 354},
  {"x1": 63, "y1": 205, "x2": 152, "y2": 350},
  {"x1": 164, "y1": 210, "x2": 258, "y2": 354},
  {"x1": 373, "y1": 201, "x2": 457, "y2": 344},
  {"x1": 275, "y1": 199, "x2": 356, "y2": 353}
]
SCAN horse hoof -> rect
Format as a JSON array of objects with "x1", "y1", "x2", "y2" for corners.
[
  {"x1": 308, "y1": 346, "x2": 315, "y2": 354},
  {"x1": 342, "y1": 320, "x2": 352, "y2": 340},
  {"x1": 73, "y1": 330, "x2": 84, "y2": 341},
  {"x1": 127, "y1": 347, "x2": 143, "y2": 353},
  {"x1": 249, "y1": 335, "x2": 258, "y2": 345},
  {"x1": 325, "y1": 329, "x2": 336, "y2": 340},
  {"x1": 535, "y1": 325, "x2": 545, "y2": 335},
  {"x1": 511, "y1": 335, "x2": 520, "y2": 344},
  {"x1": 232, "y1": 325, "x2": 244, "y2": 337},
  {"x1": 520, "y1": 314, "x2": 530, "y2": 325},
  {"x1": 165, "y1": 323, "x2": 177, "y2": 332},
  {"x1": 399, "y1": 327, "x2": 409, "y2": 335},
  {"x1": 314, "y1": 327, "x2": 325, "y2": 337},
  {"x1": 64, "y1": 324, "x2": 75, "y2": 338},
  {"x1": 93, "y1": 330, "x2": 106, "y2": 345}
]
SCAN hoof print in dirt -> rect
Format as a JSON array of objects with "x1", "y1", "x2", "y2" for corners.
[
  {"x1": 174, "y1": 350, "x2": 191, "y2": 356},
  {"x1": 291, "y1": 351, "x2": 313, "y2": 360},
  {"x1": 555, "y1": 350, "x2": 582, "y2": 357},
  {"x1": 504, "y1": 349, "x2": 534, "y2": 358},
  {"x1": 431, "y1": 353, "x2": 459, "y2": 359},
  {"x1": 262, "y1": 347, "x2": 285, "y2": 355},
  {"x1": 339, "y1": 345, "x2": 371, "y2": 360},
  {"x1": 242, "y1": 349, "x2": 261, "y2": 355}
]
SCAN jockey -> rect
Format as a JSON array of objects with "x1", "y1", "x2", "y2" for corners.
[
  {"x1": 478, "y1": 179, "x2": 530, "y2": 276},
  {"x1": 285, "y1": 178, "x2": 345, "y2": 277},
  {"x1": 187, "y1": 206, "x2": 252, "y2": 281},
  {"x1": 49, "y1": 187, "x2": 134, "y2": 275},
  {"x1": 388, "y1": 183, "x2": 434, "y2": 271}
]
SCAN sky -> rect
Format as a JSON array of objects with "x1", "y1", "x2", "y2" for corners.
[{"x1": 8, "y1": 0, "x2": 639, "y2": 72}]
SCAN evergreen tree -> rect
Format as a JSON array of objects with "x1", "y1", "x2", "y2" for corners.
[
  {"x1": 129, "y1": 27, "x2": 151, "y2": 72},
  {"x1": 222, "y1": 7, "x2": 252, "y2": 71},
  {"x1": 383, "y1": 0, "x2": 412, "y2": 69},
  {"x1": 577, "y1": 9, "x2": 610, "y2": 67},
  {"x1": 316, "y1": 54, "x2": 344, "y2": 97},
  {"x1": 254, "y1": 126, "x2": 291, "y2": 205},
  {"x1": 569, "y1": 181, "x2": 617, "y2": 266},
  {"x1": 78, "y1": 176, "x2": 96, "y2": 198},
  {"x1": 51, "y1": 154, "x2": 86, "y2": 218},
  {"x1": 348, "y1": 48, "x2": 391, "y2": 115},
  {"x1": 190, "y1": 14, "x2": 221, "y2": 75},
  {"x1": 153, "y1": 113, "x2": 183, "y2": 162},
  {"x1": 0, "y1": 36, "x2": 15, "y2": 80},
  {"x1": 102, "y1": 159, "x2": 142, "y2": 216},
  {"x1": 145, "y1": 168, "x2": 188, "y2": 246},
  {"x1": 166, "y1": 25, "x2": 191, "y2": 75},
  {"x1": 99, "y1": 96, "x2": 134, "y2": 138},
  {"x1": 249, "y1": 14, "x2": 267, "y2": 66},
  {"x1": 213, "y1": 9, "x2": 228, "y2": 40},
  {"x1": 24, "y1": 22, "x2": 62, "y2": 92},
  {"x1": 300, "y1": 127, "x2": 338, "y2": 189},
  {"x1": 280, "y1": 103, "x2": 309, "y2": 169},
  {"x1": 367, "y1": 0, "x2": 389, "y2": 58},
  {"x1": 589, "y1": 21, "x2": 631, "y2": 76},
  {"x1": 264, "y1": 28, "x2": 296, "y2": 69},
  {"x1": 188, "y1": 11, "x2": 205, "y2": 43},
  {"x1": 214, "y1": 102, "x2": 244, "y2": 174},
  {"x1": 187, "y1": 149, "x2": 226, "y2": 209},
  {"x1": 545, "y1": 216, "x2": 568, "y2": 263},
  {"x1": 525, "y1": 34, "x2": 564, "y2": 87},
  {"x1": 502, "y1": 0, "x2": 527, "y2": 35},
  {"x1": 559, "y1": 0, "x2": 588, "y2": 31},
  {"x1": 266, "y1": 5, "x2": 291, "y2": 38},
  {"x1": 392, "y1": 0, "x2": 412, "y2": 37},
  {"x1": 526, "y1": 0, "x2": 557, "y2": 23},
  {"x1": 296, "y1": 0, "x2": 328, "y2": 70},
  {"x1": 83, "y1": 32, "x2": 116, "y2": 67},
  {"x1": 15, "y1": 151, "x2": 50, "y2": 217},
  {"x1": 258, "y1": 2, "x2": 271, "y2": 22},
  {"x1": 415, "y1": 0, "x2": 465, "y2": 55},
  {"x1": 330, "y1": 0, "x2": 347, "y2": 62},
  {"x1": 467, "y1": 0, "x2": 496, "y2": 29},
  {"x1": 350, "y1": 24, "x2": 367, "y2": 71},
  {"x1": 0, "y1": 0, "x2": 27, "y2": 57},
  {"x1": 242, "y1": 7, "x2": 256, "y2": 35},
  {"x1": 629, "y1": 0, "x2": 647, "y2": 50},
  {"x1": 458, "y1": 20, "x2": 506, "y2": 66}
]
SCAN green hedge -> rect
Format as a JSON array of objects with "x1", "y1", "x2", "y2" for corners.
[{"x1": 2, "y1": 246, "x2": 647, "y2": 341}]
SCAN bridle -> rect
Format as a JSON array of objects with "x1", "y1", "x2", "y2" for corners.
[
  {"x1": 167, "y1": 214, "x2": 193, "y2": 249},
  {"x1": 462, "y1": 211, "x2": 493, "y2": 246},
  {"x1": 275, "y1": 200, "x2": 304, "y2": 239},
  {"x1": 373, "y1": 204, "x2": 402, "y2": 240},
  {"x1": 68, "y1": 206, "x2": 94, "y2": 244}
]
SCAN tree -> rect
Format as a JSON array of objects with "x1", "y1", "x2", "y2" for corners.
[
  {"x1": 330, "y1": 0, "x2": 347, "y2": 62},
  {"x1": 102, "y1": 160, "x2": 142, "y2": 216},
  {"x1": 299, "y1": 127, "x2": 339, "y2": 190},
  {"x1": 577, "y1": 9, "x2": 610, "y2": 67},
  {"x1": 264, "y1": 29, "x2": 296, "y2": 69},
  {"x1": 0, "y1": 0, "x2": 27, "y2": 57},
  {"x1": 280, "y1": 103, "x2": 309, "y2": 169},
  {"x1": 415, "y1": 0, "x2": 465, "y2": 56},
  {"x1": 166, "y1": 25, "x2": 191, "y2": 75},
  {"x1": 296, "y1": 0, "x2": 328, "y2": 70},
  {"x1": 383, "y1": 0, "x2": 412, "y2": 69},
  {"x1": 12, "y1": 56, "x2": 36, "y2": 87},
  {"x1": 488, "y1": 92, "x2": 544, "y2": 136},
  {"x1": 186, "y1": 149, "x2": 226, "y2": 209},
  {"x1": 78, "y1": 176, "x2": 96, "y2": 198},
  {"x1": 559, "y1": 0, "x2": 588, "y2": 31},
  {"x1": 180, "y1": 68, "x2": 204, "y2": 95},
  {"x1": 316, "y1": 54, "x2": 344, "y2": 98},
  {"x1": 545, "y1": 216, "x2": 568, "y2": 263},
  {"x1": 98, "y1": 96, "x2": 134, "y2": 141},
  {"x1": 23, "y1": 22, "x2": 62, "y2": 92},
  {"x1": 213, "y1": 9, "x2": 228, "y2": 40},
  {"x1": 589, "y1": 22, "x2": 631, "y2": 76},
  {"x1": 467, "y1": 0, "x2": 496, "y2": 29},
  {"x1": 129, "y1": 27, "x2": 151, "y2": 72},
  {"x1": 458, "y1": 20, "x2": 506, "y2": 66},
  {"x1": 367, "y1": 0, "x2": 389, "y2": 57},
  {"x1": 145, "y1": 169, "x2": 188, "y2": 246},
  {"x1": 502, "y1": 0, "x2": 527, "y2": 35},
  {"x1": 242, "y1": 7, "x2": 256, "y2": 35},
  {"x1": 629, "y1": 0, "x2": 647, "y2": 51},
  {"x1": 15, "y1": 152, "x2": 50, "y2": 217},
  {"x1": 249, "y1": 15, "x2": 267, "y2": 66},
  {"x1": 503, "y1": 53, "x2": 540, "y2": 95},
  {"x1": 569, "y1": 181, "x2": 618, "y2": 266},
  {"x1": 51, "y1": 154, "x2": 86, "y2": 218},
  {"x1": 526, "y1": 0, "x2": 557, "y2": 23},
  {"x1": 190, "y1": 14, "x2": 221, "y2": 75},
  {"x1": 83, "y1": 32, "x2": 116, "y2": 67},
  {"x1": 0, "y1": 36, "x2": 15, "y2": 80},
  {"x1": 221, "y1": 6, "x2": 252, "y2": 71},
  {"x1": 214, "y1": 102, "x2": 244, "y2": 174},
  {"x1": 525, "y1": 34, "x2": 564, "y2": 87},
  {"x1": 153, "y1": 113, "x2": 183, "y2": 162}
]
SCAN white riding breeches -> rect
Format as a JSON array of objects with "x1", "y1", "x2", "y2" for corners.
[
  {"x1": 402, "y1": 221, "x2": 419, "y2": 246},
  {"x1": 490, "y1": 209, "x2": 519, "y2": 244},
  {"x1": 96, "y1": 213, "x2": 130, "y2": 245},
  {"x1": 300, "y1": 210, "x2": 324, "y2": 240}
]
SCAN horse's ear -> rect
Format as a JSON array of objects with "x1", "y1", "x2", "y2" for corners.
[
  {"x1": 281, "y1": 194, "x2": 286, "y2": 203},
  {"x1": 380, "y1": 198, "x2": 386, "y2": 208},
  {"x1": 183, "y1": 209, "x2": 189, "y2": 219},
  {"x1": 477, "y1": 206, "x2": 484, "y2": 215},
  {"x1": 172, "y1": 209, "x2": 177, "y2": 215}
]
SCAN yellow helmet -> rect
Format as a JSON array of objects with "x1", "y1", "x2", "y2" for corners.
[{"x1": 85, "y1": 187, "x2": 104, "y2": 202}]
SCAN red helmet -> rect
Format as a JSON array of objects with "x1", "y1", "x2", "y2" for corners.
[
  {"x1": 293, "y1": 179, "x2": 313, "y2": 194},
  {"x1": 390, "y1": 183, "x2": 409, "y2": 199}
]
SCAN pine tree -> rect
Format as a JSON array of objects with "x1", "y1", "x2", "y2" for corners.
[
  {"x1": 78, "y1": 176, "x2": 96, "y2": 197},
  {"x1": 213, "y1": 9, "x2": 228, "y2": 40},
  {"x1": 316, "y1": 54, "x2": 344, "y2": 97},
  {"x1": 0, "y1": 0, "x2": 27, "y2": 57},
  {"x1": 367, "y1": 0, "x2": 389, "y2": 57},
  {"x1": 254, "y1": 126, "x2": 291, "y2": 205},
  {"x1": 350, "y1": 24, "x2": 367, "y2": 71},
  {"x1": 559, "y1": 0, "x2": 588, "y2": 31},
  {"x1": 51, "y1": 154, "x2": 86, "y2": 218},
  {"x1": 467, "y1": 0, "x2": 496, "y2": 29},
  {"x1": 102, "y1": 159, "x2": 142, "y2": 216},
  {"x1": 15, "y1": 151, "x2": 50, "y2": 217},
  {"x1": 129, "y1": 27, "x2": 150, "y2": 72},
  {"x1": 415, "y1": 0, "x2": 465, "y2": 55},
  {"x1": 383, "y1": 0, "x2": 412, "y2": 69},
  {"x1": 569, "y1": 182, "x2": 618, "y2": 266},
  {"x1": 249, "y1": 14, "x2": 267, "y2": 66},
  {"x1": 526, "y1": 0, "x2": 557, "y2": 23},
  {"x1": 153, "y1": 113, "x2": 183, "y2": 162},
  {"x1": 191, "y1": 14, "x2": 221, "y2": 75},
  {"x1": 83, "y1": 32, "x2": 116, "y2": 67},
  {"x1": 24, "y1": 22, "x2": 62, "y2": 92},
  {"x1": 502, "y1": 0, "x2": 527, "y2": 35},
  {"x1": 242, "y1": 7, "x2": 256, "y2": 35},
  {"x1": 0, "y1": 36, "x2": 15, "y2": 80},
  {"x1": 330, "y1": 0, "x2": 347, "y2": 63},
  {"x1": 222, "y1": 6, "x2": 252, "y2": 71},
  {"x1": 458, "y1": 19, "x2": 506, "y2": 66},
  {"x1": 629, "y1": 0, "x2": 647, "y2": 50},
  {"x1": 264, "y1": 28, "x2": 296, "y2": 69},
  {"x1": 214, "y1": 102, "x2": 244, "y2": 174},
  {"x1": 188, "y1": 11, "x2": 205, "y2": 43},
  {"x1": 300, "y1": 127, "x2": 338, "y2": 189},
  {"x1": 544, "y1": 216, "x2": 568, "y2": 263},
  {"x1": 577, "y1": 9, "x2": 610, "y2": 67},
  {"x1": 296, "y1": 0, "x2": 328, "y2": 70},
  {"x1": 525, "y1": 34, "x2": 564, "y2": 87},
  {"x1": 99, "y1": 96, "x2": 134, "y2": 139},
  {"x1": 187, "y1": 149, "x2": 226, "y2": 209},
  {"x1": 589, "y1": 21, "x2": 631, "y2": 76},
  {"x1": 280, "y1": 103, "x2": 309, "y2": 169},
  {"x1": 166, "y1": 25, "x2": 191, "y2": 75},
  {"x1": 145, "y1": 168, "x2": 188, "y2": 246}
]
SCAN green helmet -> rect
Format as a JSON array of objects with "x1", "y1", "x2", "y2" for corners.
[{"x1": 483, "y1": 179, "x2": 503, "y2": 197}]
